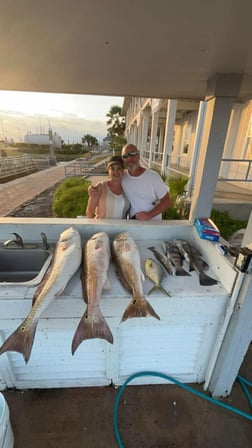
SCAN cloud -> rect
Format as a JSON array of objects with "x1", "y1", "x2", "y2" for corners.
[
  {"x1": 0, "y1": 110, "x2": 108, "y2": 143},
  {"x1": 0, "y1": 92, "x2": 124, "y2": 143}
]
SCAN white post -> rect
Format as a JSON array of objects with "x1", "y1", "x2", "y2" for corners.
[
  {"x1": 187, "y1": 101, "x2": 207, "y2": 197},
  {"x1": 148, "y1": 110, "x2": 159, "y2": 167},
  {"x1": 189, "y1": 74, "x2": 243, "y2": 221},
  {"x1": 140, "y1": 111, "x2": 150, "y2": 157},
  {"x1": 161, "y1": 99, "x2": 177, "y2": 175}
]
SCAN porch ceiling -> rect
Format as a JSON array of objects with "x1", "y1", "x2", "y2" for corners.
[{"x1": 1, "y1": 0, "x2": 252, "y2": 102}]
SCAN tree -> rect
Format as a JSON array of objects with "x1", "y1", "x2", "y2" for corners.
[
  {"x1": 82, "y1": 134, "x2": 98, "y2": 148},
  {"x1": 106, "y1": 105, "x2": 125, "y2": 137},
  {"x1": 109, "y1": 135, "x2": 127, "y2": 155}
]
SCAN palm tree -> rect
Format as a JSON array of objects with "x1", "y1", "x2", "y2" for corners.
[
  {"x1": 106, "y1": 105, "x2": 125, "y2": 137},
  {"x1": 82, "y1": 134, "x2": 98, "y2": 148}
]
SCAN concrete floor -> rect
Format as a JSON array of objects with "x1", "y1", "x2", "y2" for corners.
[{"x1": 2, "y1": 344, "x2": 252, "y2": 448}]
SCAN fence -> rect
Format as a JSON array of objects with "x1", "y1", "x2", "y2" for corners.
[
  {"x1": 0, "y1": 155, "x2": 53, "y2": 179},
  {"x1": 64, "y1": 158, "x2": 109, "y2": 178},
  {"x1": 64, "y1": 159, "x2": 93, "y2": 177}
]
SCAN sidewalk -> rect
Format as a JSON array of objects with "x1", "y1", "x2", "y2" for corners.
[{"x1": 0, "y1": 165, "x2": 67, "y2": 216}]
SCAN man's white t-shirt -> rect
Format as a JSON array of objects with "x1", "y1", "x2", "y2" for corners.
[{"x1": 121, "y1": 169, "x2": 169, "y2": 220}]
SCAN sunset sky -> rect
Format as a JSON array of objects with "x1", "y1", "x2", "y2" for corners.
[{"x1": 0, "y1": 90, "x2": 124, "y2": 144}]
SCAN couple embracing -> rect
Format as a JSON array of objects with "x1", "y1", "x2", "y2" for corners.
[{"x1": 86, "y1": 144, "x2": 170, "y2": 221}]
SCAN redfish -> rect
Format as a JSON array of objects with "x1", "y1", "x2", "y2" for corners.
[
  {"x1": 0, "y1": 227, "x2": 82, "y2": 363},
  {"x1": 71, "y1": 231, "x2": 113, "y2": 355},
  {"x1": 112, "y1": 232, "x2": 160, "y2": 322}
]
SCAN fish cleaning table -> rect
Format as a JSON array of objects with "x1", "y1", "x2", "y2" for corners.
[{"x1": 0, "y1": 219, "x2": 238, "y2": 390}]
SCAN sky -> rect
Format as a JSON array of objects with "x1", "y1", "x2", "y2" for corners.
[{"x1": 0, "y1": 91, "x2": 124, "y2": 144}]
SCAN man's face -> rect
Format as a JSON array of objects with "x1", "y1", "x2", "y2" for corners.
[{"x1": 122, "y1": 148, "x2": 140, "y2": 171}]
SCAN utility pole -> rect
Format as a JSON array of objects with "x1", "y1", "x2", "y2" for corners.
[{"x1": 48, "y1": 126, "x2": 56, "y2": 165}]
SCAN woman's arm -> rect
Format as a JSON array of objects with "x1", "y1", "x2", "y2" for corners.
[{"x1": 85, "y1": 184, "x2": 101, "y2": 218}]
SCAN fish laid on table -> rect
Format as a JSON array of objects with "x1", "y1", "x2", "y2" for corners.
[
  {"x1": 112, "y1": 232, "x2": 160, "y2": 322},
  {"x1": 72, "y1": 231, "x2": 113, "y2": 355},
  {"x1": 0, "y1": 227, "x2": 82, "y2": 363},
  {"x1": 148, "y1": 246, "x2": 176, "y2": 276},
  {"x1": 145, "y1": 257, "x2": 171, "y2": 297},
  {"x1": 163, "y1": 241, "x2": 190, "y2": 276},
  {"x1": 175, "y1": 239, "x2": 218, "y2": 286}
]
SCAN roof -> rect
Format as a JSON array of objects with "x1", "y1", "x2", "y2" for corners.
[{"x1": 1, "y1": 0, "x2": 252, "y2": 101}]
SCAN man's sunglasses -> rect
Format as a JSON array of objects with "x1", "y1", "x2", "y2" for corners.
[{"x1": 122, "y1": 151, "x2": 139, "y2": 159}]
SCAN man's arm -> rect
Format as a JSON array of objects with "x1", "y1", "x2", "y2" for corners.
[{"x1": 135, "y1": 192, "x2": 171, "y2": 220}]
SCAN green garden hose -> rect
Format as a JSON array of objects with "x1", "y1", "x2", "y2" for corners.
[{"x1": 113, "y1": 371, "x2": 252, "y2": 448}]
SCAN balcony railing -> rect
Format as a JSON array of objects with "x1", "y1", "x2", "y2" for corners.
[{"x1": 142, "y1": 152, "x2": 252, "y2": 183}]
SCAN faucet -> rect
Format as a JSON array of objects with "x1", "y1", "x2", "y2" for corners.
[
  {"x1": 3, "y1": 232, "x2": 24, "y2": 248},
  {"x1": 41, "y1": 232, "x2": 49, "y2": 250}
]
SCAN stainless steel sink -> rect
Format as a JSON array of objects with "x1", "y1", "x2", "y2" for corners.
[{"x1": 0, "y1": 248, "x2": 53, "y2": 286}]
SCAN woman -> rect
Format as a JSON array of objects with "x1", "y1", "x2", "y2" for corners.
[{"x1": 85, "y1": 155, "x2": 130, "y2": 219}]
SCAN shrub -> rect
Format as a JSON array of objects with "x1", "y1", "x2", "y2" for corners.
[
  {"x1": 52, "y1": 177, "x2": 91, "y2": 217},
  {"x1": 210, "y1": 209, "x2": 248, "y2": 241},
  {"x1": 168, "y1": 176, "x2": 188, "y2": 198},
  {"x1": 161, "y1": 174, "x2": 189, "y2": 220}
]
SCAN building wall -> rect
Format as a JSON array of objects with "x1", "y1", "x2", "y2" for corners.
[
  {"x1": 24, "y1": 132, "x2": 62, "y2": 149},
  {"x1": 123, "y1": 97, "x2": 252, "y2": 191}
]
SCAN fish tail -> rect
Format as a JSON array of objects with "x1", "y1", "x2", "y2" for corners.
[
  {"x1": 121, "y1": 296, "x2": 160, "y2": 322},
  {"x1": 71, "y1": 306, "x2": 113, "y2": 355},
  {"x1": 199, "y1": 272, "x2": 218, "y2": 286},
  {"x1": 0, "y1": 318, "x2": 38, "y2": 363},
  {"x1": 147, "y1": 285, "x2": 171, "y2": 297},
  {"x1": 189, "y1": 263, "x2": 195, "y2": 272},
  {"x1": 175, "y1": 267, "x2": 191, "y2": 276}
]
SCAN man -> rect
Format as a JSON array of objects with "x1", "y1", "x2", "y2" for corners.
[{"x1": 121, "y1": 143, "x2": 170, "y2": 220}]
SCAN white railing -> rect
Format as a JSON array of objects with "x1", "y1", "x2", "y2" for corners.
[
  {"x1": 0, "y1": 155, "x2": 54, "y2": 179},
  {"x1": 143, "y1": 152, "x2": 252, "y2": 183},
  {"x1": 0, "y1": 156, "x2": 36, "y2": 178},
  {"x1": 64, "y1": 159, "x2": 91, "y2": 177},
  {"x1": 219, "y1": 159, "x2": 252, "y2": 181}
]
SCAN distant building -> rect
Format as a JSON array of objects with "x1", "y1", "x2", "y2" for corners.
[{"x1": 24, "y1": 129, "x2": 62, "y2": 149}]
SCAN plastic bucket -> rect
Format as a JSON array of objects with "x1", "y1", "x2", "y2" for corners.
[{"x1": 0, "y1": 393, "x2": 14, "y2": 448}]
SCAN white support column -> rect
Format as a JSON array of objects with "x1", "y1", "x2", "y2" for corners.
[
  {"x1": 133, "y1": 124, "x2": 138, "y2": 146},
  {"x1": 208, "y1": 271, "x2": 252, "y2": 397},
  {"x1": 137, "y1": 122, "x2": 142, "y2": 152},
  {"x1": 187, "y1": 101, "x2": 207, "y2": 197},
  {"x1": 140, "y1": 111, "x2": 149, "y2": 157},
  {"x1": 129, "y1": 126, "x2": 134, "y2": 143},
  {"x1": 136, "y1": 111, "x2": 142, "y2": 152},
  {"x1": 148, "y1": 110, "x2": 159, "y2": 167},
  {"x1": 220, "y1": 103, "x2": 242, "y2": 178},
  {"x1": 205, "y1": 213, "x2": 252, "y2": 397},
  {"x1": 189, "y1": 74, "x2": 243, "y2": 221},
  {"x1": 161, "y1": 99, "x2": 177, "y2": 175},
  {"x1": 158, "y1": 125, "x2": 164, "y2": 151}
]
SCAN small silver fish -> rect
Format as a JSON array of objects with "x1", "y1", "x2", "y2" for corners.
[
  {"x1": 148, "y1": 246, "x2": 176, "y2": 276},
  {"x1": 0, "y1": 227, "x2": 82, "y2": 363},
  {"x1": 145, "y1": 258, "x2": 171, "y2": 296},
  {"x1": 112, "y1": 232, "x2": 160, "y2": 322},
  {"x1": 175, "y1": 239, "x2": 218, "y2": 286},
  {"x1": 163, "y1": 241, "x2": 190, "y2": 276},
  {"x1": 72, "y1": 231, "x2": 113, "y2": 355}
]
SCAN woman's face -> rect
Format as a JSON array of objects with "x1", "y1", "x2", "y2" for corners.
[{"x1": 108, "y1": 164, "x2": 123, "y2": 180}]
